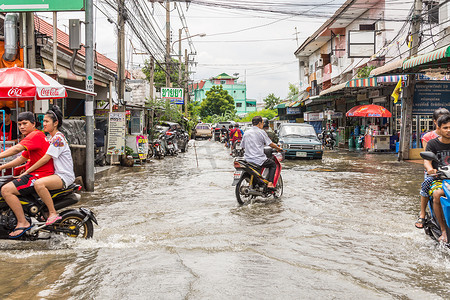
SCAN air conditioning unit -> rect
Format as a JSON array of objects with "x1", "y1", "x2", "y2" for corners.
[
  {"x1": 330, "y1": 55, "x2": 339, "y2": 66},
  {"x1": 317, "y1": 58, "x2": 324, "y2": 68}
]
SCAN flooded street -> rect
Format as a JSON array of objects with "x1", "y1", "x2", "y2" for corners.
[{"x1": 1, "y1": 140, "x2": 450, "y2": 299}]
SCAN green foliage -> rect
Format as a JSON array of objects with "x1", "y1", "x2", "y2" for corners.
[
  {"x1": 239, "y1": 109, "x2": 277, "y2": 122},
  {"x1": 125, "y1": 146, "x2": 134, "y2": 156},
  {"x1": 286, "y1": 83, "x2": 299, "y2": 102},
  {"x1": 202, "y1": 110, "x2": 238, "y2": 124},
  {"x1": 142, "y1": 58, "x2": 185, "y2": 93},
  {"x1": 263, "y1": 93, "x2": 281, "y2": 110},
  {"x1": 199, "y1": 85, "x2": 236, "y2": 119},
  {"x1": 356, "y1": 66, "x2": 376, "y2": 78}
]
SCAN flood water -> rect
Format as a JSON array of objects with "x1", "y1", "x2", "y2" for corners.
[{"x1": 0, "y1": 140, "x2": 449, "y2": 299}]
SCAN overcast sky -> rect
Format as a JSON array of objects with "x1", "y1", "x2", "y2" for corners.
[{"x1": 38, "y1": 0, "x2": 345, "y2": 102}]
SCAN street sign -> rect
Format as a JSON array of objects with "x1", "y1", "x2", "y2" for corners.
[
  {"x1": 161, "y1": 87, "x2": 183, "y2": 100},
  {"x1": 0, "y1": 0, "x2": 85, "y2": 12}
]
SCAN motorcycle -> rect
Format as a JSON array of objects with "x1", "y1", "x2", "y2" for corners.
[
  {"x1": 165, "y1": 130, "x2": 178, "y2": 156},
  {"x1": 319, "y1": 130, "x2": 336, "y2": 150},
  {"x1": 0, "y1": 177, "x2": 97, "y2": 240},
  {"x1": 232, "y1": 147, "x2": 283, "y2": 205},
  {"x1": 149, "y1": 134, "x2": 166, "y2": 159},
  {"x1": 232, "y1": 140, "x2": 244, "y2": 157},
  {"x1": 420, "y1": 151, "x2": 450, "y2": 245},
  {"x1": 94, "y1": 129, "x2": 106, "y2": 166}
]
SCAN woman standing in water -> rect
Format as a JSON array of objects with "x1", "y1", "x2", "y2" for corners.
[{"x1": 20, "y1": 105, "x2": 75, "y2": 225}]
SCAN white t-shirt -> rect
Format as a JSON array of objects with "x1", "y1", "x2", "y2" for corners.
[
  {"x1": 46, "y1": 131, "x2": 75, "y2": 187},
  {"x1": 241, "y1": 126, "x2": 272, "y2": 166}
]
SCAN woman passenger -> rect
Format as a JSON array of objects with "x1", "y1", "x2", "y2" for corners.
[{"x1": 20, "y1": 106, "x2": 75, "y2": 225}]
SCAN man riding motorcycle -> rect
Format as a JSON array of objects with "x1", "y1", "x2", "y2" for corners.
[
  {"x1": 230, "y1": 124, "x2": 243, "y2": 154},
  {"x1": 241, "y1": 116, "x2": 282, "y2": 189},
  {"x1": 263, "y1": 118, "x2": 278, "y2": 143}
]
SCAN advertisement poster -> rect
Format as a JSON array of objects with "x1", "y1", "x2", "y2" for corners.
[
  {"x1": 107, "y1": 112, "x2": 126, "y2": 155},
  {"x1": 413, "y1": 81, "x2": 450, "y2": 115},
  {"x1": 136, "y1": 135, "x2": 149, "y2": 160}
]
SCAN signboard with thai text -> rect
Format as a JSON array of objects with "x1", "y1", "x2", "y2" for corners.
[
  {"x1": 0, "y1": 0, "x2": 85, "y2": 12},
  {"x1": 107, "y1": 112, "x2": 126, "y2": 155},
  {"x1": 413, "y1": 81, "x2": 450, "y2": 115},
  {"x1": 161, "y1": 87, "x2": 184, "y2": 105},
  {"x1": 286, "y1": 107, "x2": 302, "y2": 115},
  {"x1": 136, "y1": 135, "x2": 148, "y2": 160}
]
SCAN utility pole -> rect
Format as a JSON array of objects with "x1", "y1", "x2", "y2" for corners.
[
  {"x1": 184, "y1": 48, "x2": 189, "y2": 117},
  {"x1": 165, "y1": 1, "x2": 171, "y2": 87},
  {"x1": 117, "y1": 0, "x2": 126, "y2": 110},
  {"x1": 399, "y1": 0, "x2": 422, "y2": 161},
  {"x1": 85, "y1": 0, "x2": 95, "y2": 191},
  {"x1": 149, "y1": 57, "x2": 155, "y2": 101},
  {"x1": 178, "y1": 28, "x2": 182, "y2": 86}
]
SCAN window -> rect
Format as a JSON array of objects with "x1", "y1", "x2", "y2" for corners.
[
  {"x1": 221, "y1": 80, "x2": 226, "y2": 84},
  {"x1": 242, "y1": 91, "x2": 245, "y2": 93},
  {"x1": 246, "y1": 102, "x2": 256, "y2": 107},
  {"x1": 359, "y1": 24, "x2": 375, "y2": 31},
  {"x1": 234, "y1": 91, "x2": 236, "y2": 93},
  {"x1": 236, "y1": 103, "x2": 242, "y2": 107},
  {"x1": 427, "y1": 1, "x2": 439, "y2": 24}
]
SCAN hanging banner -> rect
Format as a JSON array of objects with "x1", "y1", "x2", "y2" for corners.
[
  {"x1": 136, "y1": 135, "x2": 149, "y2": 160},
  {"x1": 107, "y1": 112, "x2": 126, "y2": 155},
  {"x1": 161, "y1": 87, "x2": 184, "y2": 104}
]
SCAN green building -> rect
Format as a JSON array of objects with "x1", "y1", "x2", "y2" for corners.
[{"x1": 189, "y1": 73, "x2": 256, "y2": 115}]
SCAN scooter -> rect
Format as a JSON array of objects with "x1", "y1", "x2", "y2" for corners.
[
  {"x1": 0, "y1": 177, "x2": 97, "y2": 240},
  {"x1": 149, "y1": 134, "x2": 165, "y2": 159},
  {"x1": 165, "y1": 130, "x2": 178, "y2": 156},
  {"x1": 420, "y1": 151, "x2": 450, "y2": 245},
  {"x1": 231, "y1": 140, "x2": 244, "y2": 157},
  {"x1": 232, "y1": 147, "x2": 283, "y2": 205}
]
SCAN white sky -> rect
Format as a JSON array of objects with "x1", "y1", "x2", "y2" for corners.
[{"x1": 37, "y1": 0, "x2": 345, "y2": 102}]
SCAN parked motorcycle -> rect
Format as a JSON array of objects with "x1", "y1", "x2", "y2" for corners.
[
  {"x1": 420, "y1": 151, "x2": 450, "y2": 245},
  {"x1": 319, "y1": 130, "x2": 336, "y2": 150},
  {"x1": 232, "y1": 147, "x2": 283, "y2": 205},
  {"x1": 165, "y1": 131, "x2": 178, "y2": 156},
  {"x1": 0, "y1": 177, "x2": 97, "y2": 240},
  {"x1": 232, "y1": 140, "x2": 244, "y2": 157},
  {"x1": 94, "y1": 129, "x2": 106, "y2": 166},
  {"x1": 149, "y1": 133, "x2": 166, "y2": 159}
]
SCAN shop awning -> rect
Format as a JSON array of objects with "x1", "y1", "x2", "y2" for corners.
[
  {"x1": 402, "y1": 45, "x2": 450, "y2": 70},
  {"x1": 273, "y1": 103, "x2": 286, "y2": 109},
  {"x1": 376, "y1": 75, "x2": 407, "y2": 83},
  {"x1": 370, "y1": 59, "x2": 405, "y2": 76},
  {"x1": 319, "y1": 82, "x2": 347, "y2": 96},
  {"x1": 346, "y1": 77, "x2": 377, "y2": 88}
]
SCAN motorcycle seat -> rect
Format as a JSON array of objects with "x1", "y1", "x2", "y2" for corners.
[
  {"x1": 50, "y1": 184, "x2": 77, "y2": 196},
  {"x1": 237, "y1": 159, "x2": 261, "y2": 171}
]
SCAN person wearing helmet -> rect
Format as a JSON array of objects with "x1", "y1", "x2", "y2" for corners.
[
  {"x1": 263, "y1": 118, "x2": 278, "y2": 144},
  {"x1": 229, "y1": 124, "x2": 244, "y2": 154}
]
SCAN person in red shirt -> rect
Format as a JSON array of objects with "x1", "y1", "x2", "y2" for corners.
[{"x1": 0, "y1": 112, "x2": 54, "y2": 238}]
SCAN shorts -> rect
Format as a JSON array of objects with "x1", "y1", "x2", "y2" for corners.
[
  {"x1": 13, "y1": 174, "x2": 38, "y2": 196},
  {"x1": 420, "y1": 176, "x2": 435, "y2": 197},
  {"x1": 429, "y1": 180, "x2": 443, "y2": 197},
  {"x1": 56, "y1": 174, "x2": 74, "y2": 189}
]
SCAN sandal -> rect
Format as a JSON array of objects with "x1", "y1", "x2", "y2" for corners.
[
  {"x1": 415, "y1": 217, "x2": 426, "y2": 229},
  {"x1": 46, "y1": 215, "x2": 62, "y2": 226}
]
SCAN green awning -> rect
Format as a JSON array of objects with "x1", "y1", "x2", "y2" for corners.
[
  {"x1": 403, "y1": 45, "x2": 450, "y2": 69},
  {"x1": 274, "y1": 103, "x2": 286, "y2": 109}
]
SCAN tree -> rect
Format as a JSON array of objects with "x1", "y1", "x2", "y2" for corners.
[
  {"x1": 240, "y1": 109, "x2": 277, "y2": 122},
  {"x1": 263, "y1": 93, "x2": 282, "y2": 109},
  {"x1": 286, "y1": 83, "x2": 299, "y2": 102},
  {"x1": 142, "y1": 58, "x2": 185, "y2": 92},
  {"x1": 199, "y1": 85, "x2": 236, "y2": 119}
]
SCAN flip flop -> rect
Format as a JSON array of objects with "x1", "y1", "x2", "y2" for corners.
[
  {"x1": 415, "y1": 217, "x2": 426, "y2": 229},
  {"x1": 46, "y1": 215, "x2": 62, "y2": 226},
  {"x1": 8, "y1": 225, "x2": 33, "y2": 239}
]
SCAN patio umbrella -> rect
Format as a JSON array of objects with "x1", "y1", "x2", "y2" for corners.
[
  {"x1": 0, "y1": 67, "x2": 67, "y2": 101},
  {"x1": 346, "y1": 104, "x2": 392, "y2": 118},
  {"x1": 345, "y1": 105, "x2": 363, "y2": 117}
]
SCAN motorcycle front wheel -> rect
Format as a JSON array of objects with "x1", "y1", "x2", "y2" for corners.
[
  {"x1": 273, "y1": 175, "x2": 283, "y2": 198},
  {"x1": 235, "y1": 174, "x2": 253, "y2": 205},
  {"x1": 58, "y1": 211, "x2": 94, "y2": 239}
]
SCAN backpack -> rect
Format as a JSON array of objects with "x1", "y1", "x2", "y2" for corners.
[{"x1": 233, "y1": 129, "x2": 242, "y2": 139}]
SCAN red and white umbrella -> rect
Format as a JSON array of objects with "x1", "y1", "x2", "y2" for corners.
[{"x1": 0, "y1": 67, "x2": 67, "y2": 100}]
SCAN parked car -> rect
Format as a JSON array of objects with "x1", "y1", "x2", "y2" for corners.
[
  {"x1": 278, "y1": 123, "x2": 323, "y2": 159},
  {"x1": 194, "y1": 123, "x2": 212, "y2": 139},
  {"x1": 213, "y1": 121, "x2": 237, "y2": 141},
  {"x1": 159, "y1": 121, "x2": 190, "y2": 153}
]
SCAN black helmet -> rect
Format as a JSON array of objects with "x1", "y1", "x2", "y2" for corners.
[{"x1": 263, "y1": 118, "x2": 269, "y2": 128}]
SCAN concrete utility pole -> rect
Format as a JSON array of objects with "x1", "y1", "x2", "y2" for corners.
[
  {"x1": 26, "y1": 13, "x2": 36, "y2": 68},
  {"x1": 178, "y1": 28, "x2": 182, "y2": 85},
  {"x1": 85, "y1": 0, "x2": 95, "y2": 191},
  {"x1": 184, "y1": 48, "x2": 189, "y2": 117},
  {"x1": 149, "y1": 56, "x2": 155, "y2": 101},
  {"x1": 53, "y1": 12, "x2": 58, "y2": 74},
  {"x1": 117, "y1": 0, "x2": 126, "y2": 109},
  {"x1": 399, "y1": 0, "x2": 422, "y2": 161},
  {"x1": 165, "y1": 1, "x2": 171, "y2": 87}
]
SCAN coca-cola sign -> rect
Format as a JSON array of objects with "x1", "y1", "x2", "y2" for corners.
[
  {"x1": 40, "y1": 88, "x2": 60, "y2": 97},
  {"x1": 7, "y1": 87, "x2": 22, "y2": 97}
]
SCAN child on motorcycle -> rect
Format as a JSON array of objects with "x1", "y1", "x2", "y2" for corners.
[
  {"x1": 415, "y1": 108, "x2": 450, "y2": 229},
  {"x1": 20, "y1": 106, "x2": 75, "y2": 226}
]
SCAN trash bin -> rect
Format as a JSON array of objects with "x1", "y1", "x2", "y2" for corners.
[{"x1": 348, "y1": 137, "x2": 355, "y2": 149}]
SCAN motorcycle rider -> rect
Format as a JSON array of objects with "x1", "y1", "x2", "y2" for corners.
[
  {"x1": 415, "y1": 107, "x2": 450, "y2": 229},
  {"x1": 0, "y1": 112, "x2": 54, "y2": 238},
  {"x1": 263, "y1": 118, "x2": 278, "y2": 143},
  {"x1": 0, "y1": 106, "x2": 18, "y2": 143},
  {"x1": 241, "y1": 116, "x2": 282, "y2": 189},
  {"x1": 230, "y1": 124, "x2": 244, "y2": 155},
  {"x1": 424, "y1": 114, "x2": 450, "y2": 242}
]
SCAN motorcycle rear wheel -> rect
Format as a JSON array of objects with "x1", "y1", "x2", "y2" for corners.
[
  {"x1": 58, "y1": 211, "x2": 94, "y2": 239},
  {"x1": 235, "y1": 174, "x2": 253, "y2": 205}
]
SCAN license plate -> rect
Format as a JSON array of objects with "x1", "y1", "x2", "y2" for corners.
[
  {"x1": 296, "y1": 151, "x2": 307, "y2": 157},
  {"x1": 233, "y1": 171, "x2": 242, "y2": 179}
]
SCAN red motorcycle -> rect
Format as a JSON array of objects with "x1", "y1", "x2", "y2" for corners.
[{"x1": 232, "y1": 147, "x2": 283, "y2": 205}]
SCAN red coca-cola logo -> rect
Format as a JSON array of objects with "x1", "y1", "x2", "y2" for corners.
[
  {"x1": 7, "y1": 87, "x2": 22, "y2": 97},
  {"x1": 40, "y1": 88, "x2": 60, "y2": 97}
]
